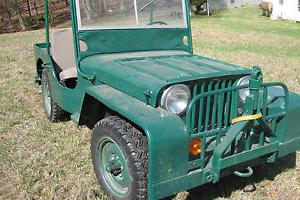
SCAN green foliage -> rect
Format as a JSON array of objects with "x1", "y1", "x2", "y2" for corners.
[{"x1": 191, "y1": 0, "x2": 207, "y2": 6}]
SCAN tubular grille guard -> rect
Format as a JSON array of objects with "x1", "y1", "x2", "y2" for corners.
[
  {"x1": 185, "y1": 81, "x2": 289, "y2": 171},
  {"x1": 186, "y1": 82, "x2": 289, "y2": 135}
]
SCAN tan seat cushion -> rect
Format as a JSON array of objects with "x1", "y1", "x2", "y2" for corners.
[
  {"x1": 51, "y1": 29, "x2": 77, "y2": 80},
  {"x1": 59, "y1": 67, "x2": 77, "y2": 80}
]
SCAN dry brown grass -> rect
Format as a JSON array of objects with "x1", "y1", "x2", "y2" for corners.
[{"x1": 0, "y1": 5, "x2": 299, "y2": 200}]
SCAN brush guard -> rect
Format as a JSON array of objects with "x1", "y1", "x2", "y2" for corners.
[{"x1": 186, "y1": 67, "x2": 289, "y2": 183}]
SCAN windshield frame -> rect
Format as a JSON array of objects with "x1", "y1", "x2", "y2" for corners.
[{"x1": 75, "y1": 0, "x2": 188, "y2": 30}]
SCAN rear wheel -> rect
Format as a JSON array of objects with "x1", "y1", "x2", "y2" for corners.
[
  {"x1": 91, "y1": 116, "x2": 148, "y2": 200},
  {"x1": 41, "y1": 70, "x2": 66, "y2": 122}
]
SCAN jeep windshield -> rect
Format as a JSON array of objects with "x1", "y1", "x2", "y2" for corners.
[{"x1": 75, "y1": 0, "x2": 187, "y2": 30}]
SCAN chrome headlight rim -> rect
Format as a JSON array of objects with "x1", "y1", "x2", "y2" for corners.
[
  {"x1": 160, "y1": 84, "x2": 191, "y2": 115},
  {"x1": 237, "y1": 75, "x2": 251, "y2": 102}
]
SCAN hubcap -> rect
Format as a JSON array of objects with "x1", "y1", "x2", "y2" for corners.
[
  {"x1": 43, "y1": 80, "x2": 51, "y2": 116},
  {"x1": 98, "y1": 137, "x2": 130, "y2": 196}
]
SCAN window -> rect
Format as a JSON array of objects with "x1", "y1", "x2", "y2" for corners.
[{"x1": 76, "y1": 0, "x2": 187, "y2": 30}]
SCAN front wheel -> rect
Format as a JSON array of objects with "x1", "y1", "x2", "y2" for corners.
[{"x1": 91, "y1": 116, "x2": 148, "y2": 200}]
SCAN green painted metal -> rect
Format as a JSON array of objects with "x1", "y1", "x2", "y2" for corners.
[
  {"x1": 33, "y1": 1, "x2": 300, "y2": 199},
  {"x1": 44, "y1": 0, "x2": 49, "y2": 54},
  {"x1": 98, "y1": 137, "x2": 130, "y2": 196},
  {"x1": 42, "y1": 77, "x2": 51, "y2": 116},
  {"x1": 233, "y1": 166, "x2": 253, "y2": 178},
  {"x1": 80, "y1": 53, "x2": 250, "y2": 107}
]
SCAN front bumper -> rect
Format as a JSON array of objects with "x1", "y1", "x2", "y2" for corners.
[{"x1": 151, "y1": 70, "x2": 300, "y2": 199}]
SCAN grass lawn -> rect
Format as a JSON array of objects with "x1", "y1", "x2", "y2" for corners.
[{"x1": 0, "y1": 5, "x2": 299, "y2": 200}]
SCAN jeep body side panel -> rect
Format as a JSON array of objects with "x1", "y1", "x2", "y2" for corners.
[{"x1": 34, "y1": 43, "x2": 92, "y2": 117}]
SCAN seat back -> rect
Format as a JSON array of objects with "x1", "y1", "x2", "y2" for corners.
[{"x1": 51, "y1": 29, "x2": 77, "y2": 79}]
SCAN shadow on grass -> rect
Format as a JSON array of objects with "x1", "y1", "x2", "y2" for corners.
[{"x1": 185, "y1": 153, "x2": 296, "y2": 200}]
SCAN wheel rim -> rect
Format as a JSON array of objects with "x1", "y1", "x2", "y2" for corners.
[
  {"x1": 98, "y1": 137, "x2": 131, "y2": 196},
  {"x1": 42, "y1": 79, "x2": 51, "y2": 116}
]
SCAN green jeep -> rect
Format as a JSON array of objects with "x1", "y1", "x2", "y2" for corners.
[{"x1": 33, "y1": 0, "x2": 300, "y2": 199}]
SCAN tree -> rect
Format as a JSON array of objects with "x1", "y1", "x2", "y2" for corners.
[
  {"x1": 3, "y1": 0, "x2": 12, "y2": 25},
  {"x1": 6, "y1": 0, "x2": 27, "y2": 30},
  {"x1": 190, "y1": 0, "x2": 208, "y2": 14},
  {"x1": 32, "y1": 0, "x2": 39, "y2": 15},
  {"x1": 26, "y1": 0, "x2": 32, "y2": 16},
  {"x1": 82, "y1": 0, "x2": 107, "y2": 20}
]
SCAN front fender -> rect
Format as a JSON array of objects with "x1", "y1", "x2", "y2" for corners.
[
  {"x1": 279, "y1": 92, "x2": 300, "y2": 157},
  {"x1": 84, "y1": 84, "x2": 189, "y2": 199},
  {"x1": 267, "y1": 87, "x2": 300, "y2": 156}
]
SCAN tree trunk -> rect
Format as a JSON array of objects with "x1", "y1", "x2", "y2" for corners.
[
  {"x1": 4, "y1": 0, "x2": 12, "y2": 25},
  {"x1": 16, "y1": 12, "x2": 26, "y2": 31},
  {"x1": 26, "y1": 0, "x2": 32, "y2": 16},
  {"x1": 14, "y1": 0, "x2": 26, "y2": 31},
  {"x1": 32, "y1": 0, "x2": 38, "y2": 15},
  {"x1": 83, "y1": 0, "x2": 93, "y2": 20}
]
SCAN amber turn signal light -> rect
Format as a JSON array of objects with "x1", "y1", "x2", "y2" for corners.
[{"x1": 189, "y1": 139, "x2": 202, "y2": 155}]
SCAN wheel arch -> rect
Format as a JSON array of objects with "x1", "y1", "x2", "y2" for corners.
[
  {"x1": 37, "y1": 58, "x2": 44, "y2": 79},
  {"x1": 79, "y1": 93, "x2": 139, "y2": 130}
]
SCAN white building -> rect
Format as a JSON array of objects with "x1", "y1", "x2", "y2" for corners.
[
  {"x1": 269, "y1": 0, "x2": 300, "y2": 22},
  {"x1": 207, "y1": 0, "x2": 260, "y2": 10}
]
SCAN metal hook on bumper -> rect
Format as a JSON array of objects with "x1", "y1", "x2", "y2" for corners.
[{"x1": 234, "y1": 166, "x2": 253, "y2": 178}]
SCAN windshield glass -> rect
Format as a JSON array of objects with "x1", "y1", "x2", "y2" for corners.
[{"x1": 76, "y1": 0, "x2": 187, "y2": 30}]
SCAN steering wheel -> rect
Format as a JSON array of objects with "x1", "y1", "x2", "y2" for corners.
[{"x1": 147, "y1": 21, "x2": 168, "y2": 25}]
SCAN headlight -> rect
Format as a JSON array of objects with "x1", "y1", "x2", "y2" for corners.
[
  {"x1": 160, "y1": 84, "x2": 191, "y2": 115},
  {"x1": 237, "y1": 76, "x2": 251, "y2": 102}
]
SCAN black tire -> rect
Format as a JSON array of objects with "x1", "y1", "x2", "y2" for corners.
[
  {"x1": 91, "y1": 116, "x2": 148, "y2": 200},
  {"x1": 41, "y1": 69, "x2": 66, "y2": 122}
]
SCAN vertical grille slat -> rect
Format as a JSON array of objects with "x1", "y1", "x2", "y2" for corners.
[
  {"x1": 230, "y1": 82, "x2": 239, "y2": 122},
  {"x1": 224, "y1": 80, "x2": 232, "y2": 128},
  {"x1": 191, "y1": 83, "x2": 199, "y2": 132},
  {"x1": 197, "y1": 82, "x2": 206, "y2": 132},
  {"x1": 204, "y1": 82, "x2": 213, "y2": 131},
  {"x1": 216, "y1": 81, "x2": 226, "y2": 144},
  {"x1": 211, "y1": 82, "x2": 219, "y2": 130}
]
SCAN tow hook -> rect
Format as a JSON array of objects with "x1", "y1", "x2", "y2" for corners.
[{"x1": 234, "y1": 166, "x2": 253, "y2": 178}]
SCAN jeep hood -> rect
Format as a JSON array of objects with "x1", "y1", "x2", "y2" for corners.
[{"x1": 80, "y1": 51, "x2": 251, "y2": 106}]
